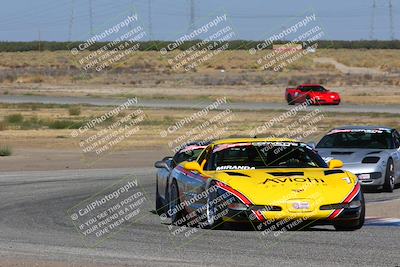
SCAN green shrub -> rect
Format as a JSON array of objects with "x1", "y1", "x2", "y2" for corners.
[
  {"x1": 30, "y1": 104, "x2": 39, "y2": 111},
  {"x1": 6, "y1": 114, "x2": 24, "y2": 123},
  {"x1": 68, "y1": 106, "x2": 81, "y2": 116},
  {"x1": 20, "y1": 117, "x2": 43, "y2": 130},
  {"x1": 48, "y1": 120, "x2": 83, "y2": 129},
  {"x1": 0, "y1": 146, "x2": 12, "y2": 156}
]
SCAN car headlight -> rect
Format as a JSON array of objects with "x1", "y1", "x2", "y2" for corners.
[
  {"x1": 357, "y1": 172, "x2": 382, "y2": 180},
  {"x1": 250, "y1": 205, "x2": 282, "y2": 212},
  {"x1": 227, "y1": 202, "x2": 248, "y2": 211},
  {"x1": 348, "y1": 200, "x2": 361, "y2": 209},
  {"x1": 358, "y1": 173, "x2": 371, "y2": 180},
  {"x1": 362, "y1": 157, "x2": 380, "y2": 164},
  {"x1": 320, "y1": 200, "x2": 361, "y2": 210}
]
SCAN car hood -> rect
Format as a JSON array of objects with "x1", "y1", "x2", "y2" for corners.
[
  {"x1": 210, "y1": 168, "x2": 356, "y2": 206},
  {"x1": 316, "y1": 148, "x2": 388, "y2": 164}
]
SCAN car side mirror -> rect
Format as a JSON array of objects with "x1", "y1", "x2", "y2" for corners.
[
  {"x1": 183, "y1": 161, "x2": 210, "y2": 177},
  {"x1": 183, "y1": 161, "x2": 202, "y2": 172},
  {"x1": 154, "y1": 160, "x2": 171, "y2": 170},
  {"x1": 328, "y1": 159, "x2": 344, "y2": 169},
  {"x1": 162, "y1": 156, "x2": 172, "y2": 161}
]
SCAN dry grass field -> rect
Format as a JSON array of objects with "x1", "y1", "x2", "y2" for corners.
[
  {"x1": 0, "y1": 49, "x2": 399, "y2": 105},
  {"x1": 1, "y1": 103, "x2": 399, "y2": 151},
  {"x1": 1, "y1": 49, "x2": 399, "y2": 74}
]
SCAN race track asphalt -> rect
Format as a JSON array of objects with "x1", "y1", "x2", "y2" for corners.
[
  {"x1": 1, "y1": 95, "x2": 400, "y2": 114},
  {"x1": 0, "y1": 167, "x2": 399, "y2": 266}
]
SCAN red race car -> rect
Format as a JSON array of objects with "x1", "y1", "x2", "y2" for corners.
[{"x1": 285, "y1": 84, "x2": 341, "y2": 105}]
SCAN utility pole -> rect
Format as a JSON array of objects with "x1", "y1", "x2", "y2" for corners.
[{"x1": 68, "y1": 0, "x2": 75, "y2": 41}]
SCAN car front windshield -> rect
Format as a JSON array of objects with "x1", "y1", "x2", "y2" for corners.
[
  {"x1": 316, "y1": 130, "x2": 393, "y2": 149},
  {"x1": 208, "y1": 142, "x2": 327, "y2": 170},
  {"x1": 303, "y1": 86, "x2": 327, "y2": 92}
]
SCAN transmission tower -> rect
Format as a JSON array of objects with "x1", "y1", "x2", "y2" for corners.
[
  {"x1": 68, "y1": 0, "x2": 75, "y2": 41},
  {"x1": 38, "y1": 29, "x2": 42, "y2": 52},
  {"x1": 370, "y1": 0, "x2": 376, "y2": 39},
  {"x1": 148, "y1": 0, "x2": 153, "y2": 40},
  {"x1": 389, "y1": 0, "x2": 395, "y2": 40},
  {"x1": 188, "y1": 0, "x2": 195, "y2": 32},
  {"x1": 89, "y1": 0, "x2": 94, "y2": 35}
]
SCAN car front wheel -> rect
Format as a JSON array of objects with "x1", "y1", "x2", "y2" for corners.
[
  {"x1": 383, "y1": 158, "x2": 395, "y2": 192},
  {"x1": 168, "y1": 180, "x2": 183, "y2": 224},
  {"x1": 287, "y1": 95, "x2": 295, "y2": 105},
  {"x1": 203, "y1": 182, "x2": 225, "y2": 229},
  {"x1": 155, "y1": 178, "x2": 164, "y2": 215}
]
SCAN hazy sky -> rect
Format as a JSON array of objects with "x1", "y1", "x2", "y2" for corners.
[{"x1": 0, "y1": 0, "x2": 398, "y2": 41}]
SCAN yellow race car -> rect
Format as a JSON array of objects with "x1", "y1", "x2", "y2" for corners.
[{"x1": 156, "y1": 138, "x2": 365, "y2": 231}]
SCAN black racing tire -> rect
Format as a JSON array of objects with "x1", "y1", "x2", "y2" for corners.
[
  {"x1": 168, "y1": 180, "x2": 183, "y2": 224},
  {"x1": 203, "y1": 182, "x2": 225, "y2": 229},
  {"x1": 155, "y1": 177, "x2": 164, "y2": 215},
  {"x1": 383, "y1": 158, "x2": 395, "y2": 193},
  {"x1": 334, "y1": 192, "x2": 365, "y2": 231},
  {"x1": 287, "y1": 94, "x2": 295, "y2": 105}
]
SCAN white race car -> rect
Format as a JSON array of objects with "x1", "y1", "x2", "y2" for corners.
[{"x1": 316, "y1": 126, "x2": 400, "y2": 192}]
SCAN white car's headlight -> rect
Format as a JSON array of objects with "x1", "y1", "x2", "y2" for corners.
[
  {"x1": 358, "y1": 173, "x2": 371, "y2": 180},
  {"x1": 362, "y1": 157, "x2": 380, "y2": 164}
]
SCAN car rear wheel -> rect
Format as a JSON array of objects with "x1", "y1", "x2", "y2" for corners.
[
  {"x1": 155, "y1": 178, "x2": 164, "y2": 215},
  {"x1": 334, "y1": 193, "x2": 365, "y2": 231},
  {"x1": 287, "y1": 95, "x2": 295, "y2": 105},
  {"x1": 383, "y1": 159, "x2": 395, "y2": 193},
  {"x1": 168, "y1": 180, "x2": 183, "y2": 224}
]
